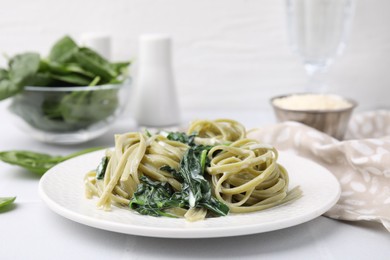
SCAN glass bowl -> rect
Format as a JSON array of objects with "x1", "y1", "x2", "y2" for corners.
[
  {"x1": 8, "y1": 79, "x2": 131, "y2": 144},
  {"x1": 271, "y1": 93, "x2": 357, "y2": 140}
]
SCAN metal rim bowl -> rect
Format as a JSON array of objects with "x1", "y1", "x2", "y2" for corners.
[{"x1": 270, "y1": 93, "x2": 358, "y2": 140}]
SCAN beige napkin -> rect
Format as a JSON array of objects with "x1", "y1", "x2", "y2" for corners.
[{"x1": 248, "y1": 110, "x2": 390, "y2": 231}]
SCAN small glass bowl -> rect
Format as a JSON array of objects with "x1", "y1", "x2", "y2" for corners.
[
  {"x1": 271, "y1": 93, "x2": 357, "y2": 140},
  {"x1": 8, "y1": 79, "x2": 131, "y2": 144}
]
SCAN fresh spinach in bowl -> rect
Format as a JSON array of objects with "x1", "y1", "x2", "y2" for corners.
[
  {"x1": 0, "y1": 36, "x2": 131, "y2": 132},
  {"x1": 9, "y1": 86, "x2": 122, "y2": 132}
]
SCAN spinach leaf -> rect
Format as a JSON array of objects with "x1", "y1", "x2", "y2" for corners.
[
  {"x1": 129, "y1": 176, "x2": 185, "y2": 217},
  {"x1": 1, "y1": 35, "x2": 131, "y2": 133},
  {"x1": 0, "y1": 69, "x2": 8, "y2": 80},
  {"x1": 49, "y1": 36, "x2": 78, "y2": 63},
  {"x1": 0, "y1": 147, "x2": 102, "y2": 175},
  {"x1": 59, "y1": 88, "x2": 119, "y2": 124},
  {"x1": 111, "y1": 61, "x2": 131, "y2": 75},
  {"x1": 96, "y1": 156, "x2": 108, "y2": 180},
  {"x1": 45, "y1": 61, "x2": 95, "y2": 79},
  {"x1": 0, "y1": 197, "x2": 16, "y2": 208},
  {"x1": 10, "y1": 87, "x2": 120, "y2": 132},
  {"x1": 167, "y1": 132, "x2": 197, "y2": 146},
  {"x1": 28, "y1": 72, "x2": 56, "y2": 86},
  {"x1": 74, "y1": 47, "x2": 117, "y2": 82},
  {"x1": 0, "y1": 79, "x2": 20, "y2": 101},
  {"x1": 89, "y1": 76, "x2": 101, "y2": 86},
  {"x1": 50, "y1": 73, "x2": 91, "y2": 86},
  {"x1": 8, "y1": 52, "x2": 41, "y2": 85},
  {"x1": 138, "y1": 145, "x2": 229, "y2": 218},
  {"x1": 0, "y1": 53, "x2": 40, "y2": 100},
  {"x1": 175, "y1": 145, "x2": 229, "y2": 216}
]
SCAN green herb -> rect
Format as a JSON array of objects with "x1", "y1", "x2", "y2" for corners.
[
  {"x1": 0, "y1": 35, "x2": 131, "y2": 132},
  {"x1": 0, "y1": 197, "x2": 16, "y2": 208},
  {"x1": 0, "y1": 147, "x2": 102, "y2": 174}
]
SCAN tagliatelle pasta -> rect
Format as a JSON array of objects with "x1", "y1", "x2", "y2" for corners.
[
  {"x1": 84, "y1": 119, "x2": 302, "y2": 221},
  {"x1": 208, "y1": 139, "x2": 302, "y2": 213}
]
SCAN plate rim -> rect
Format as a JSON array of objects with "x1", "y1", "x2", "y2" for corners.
[{"x1": 39, "y1": 150, "x2": 341, "y2": 238}]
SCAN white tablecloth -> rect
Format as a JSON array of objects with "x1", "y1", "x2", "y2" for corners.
[{"x1": 1, "y1": 101, "x2": 389, "y2": 260}]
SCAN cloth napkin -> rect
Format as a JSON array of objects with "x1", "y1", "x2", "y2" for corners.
[{"x1": 247, "y1": 110, "x2": 390, "y2": 231}]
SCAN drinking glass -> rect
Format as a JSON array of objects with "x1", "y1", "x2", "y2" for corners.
[{"x1": 286, "y1": 0, "x2": 355, "y2": 93}]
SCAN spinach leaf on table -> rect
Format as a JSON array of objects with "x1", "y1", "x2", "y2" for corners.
[
  {"x1": 0, "y1": 147, "x2": 102, "y2": 175},
  {"x1": 0, "y1": 197, "x2": 16, "y2": 209}
]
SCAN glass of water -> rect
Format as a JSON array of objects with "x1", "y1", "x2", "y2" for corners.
[{"x1": 286, "y1": 0, "x2": 355, "y2": 93}]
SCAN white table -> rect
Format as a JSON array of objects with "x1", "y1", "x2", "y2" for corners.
[{"x1": 1, "y1": 101, "x2": 389, "y2": 260}]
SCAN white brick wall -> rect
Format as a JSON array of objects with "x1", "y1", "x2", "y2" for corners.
[{"x1": 0, "y1": 0, "x2": 389, "y2": 112}]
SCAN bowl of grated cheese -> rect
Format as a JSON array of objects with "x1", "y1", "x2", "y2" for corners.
[{"x1": 271, "y1": 93, "x2": 357, "y2": 140}]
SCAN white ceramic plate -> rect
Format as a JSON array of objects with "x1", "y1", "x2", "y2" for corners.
[{"x1": 39, "y1": 150, "x2": 340, "y2": 238}]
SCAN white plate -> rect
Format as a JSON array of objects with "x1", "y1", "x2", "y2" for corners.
[{"x1": 39, "y1": 150, "x2": 340, "y2": 238}]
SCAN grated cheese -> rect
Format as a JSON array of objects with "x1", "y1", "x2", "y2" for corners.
[{"x1": 273, "y1": 94, "x2": 352, "y2": 110}]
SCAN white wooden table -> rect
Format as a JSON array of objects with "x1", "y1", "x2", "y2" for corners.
[{"x1": 1, "y1": 101, "x2": 389, "y2": 260}]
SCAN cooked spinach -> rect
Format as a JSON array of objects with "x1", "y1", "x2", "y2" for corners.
[
  {"x1": 175, "y1": 145, "x2": 229, "y2": 216},
  {"x1": 96, "y1": 156, "x2": 108, "y2": 180},
  {"x1": 130, "y1": 143, "x2": 229, "y2": 218},
  {"x1": 129, "y1": 176, "x2": 186, "y2": 217},
  {"x1": 0, "y1": 147, "x2": 102, "y2": 174},
  {"x1": 166, "y1": 132, "x2": 197, "y2": 146},
  {"x1": 0, "y1": 35, "x2": 131, "y2": 132},
  {"x1": 0, "y1": 197, "x2": 16, "y2": 209}
]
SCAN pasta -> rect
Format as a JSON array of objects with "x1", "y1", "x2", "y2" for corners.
[{"x1": 84, "y1": 119, "x2": 302, "y2": 221}]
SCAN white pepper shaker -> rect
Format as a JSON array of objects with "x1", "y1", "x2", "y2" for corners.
[{"x1": 133, "y1": 34, "x2": 181, "y2": 127}]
